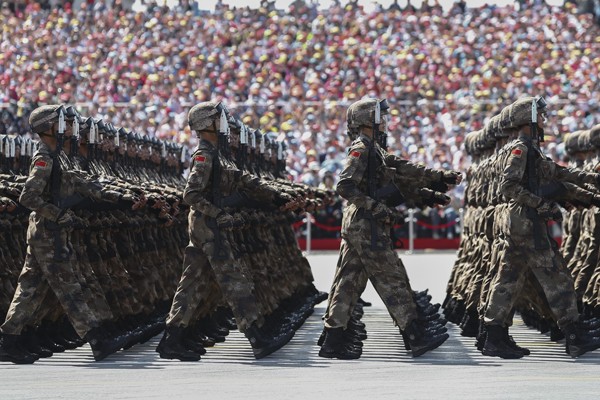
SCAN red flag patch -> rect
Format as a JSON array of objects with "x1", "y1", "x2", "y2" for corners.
[
  {"x1": 511, "y1": 149, "x2": 523, "y2": 157},
  {"x1": 350, "y1": 151, "x2": 361, "y2": 158},
  {"x1": 34, "y1": 160, "x2": 48, "y2": 168},
  {"x1": 194, "y1": 155, "x2": 206, "y2": 163}
]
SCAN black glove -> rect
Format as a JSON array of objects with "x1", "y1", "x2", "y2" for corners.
[
  {"x1": 420, "y1": 188, "x2": 451, "y2": 207},
  {"x1": 56, "y1": 209, "x2": 75, "y2": 227},
  {"x1": 216, "y1": 212, "x2": 235, "y2": 229},
  {"x1": 536, "y1": 200, "x2": 562, "y2": 221},
  {"x1": 442, "y1": 171, "x2": 462, "y2": 185},
  {"x1": 371, "y1": 202, "x2": 394, "y2": 220}
]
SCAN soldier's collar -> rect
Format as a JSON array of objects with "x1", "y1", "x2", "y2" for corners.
[
  {"x1": 199, "y1": 138, "x2": 216, "y2": 149},
  {"x1": 358, "y1": 134, "x2": 372, "y2": 144}
]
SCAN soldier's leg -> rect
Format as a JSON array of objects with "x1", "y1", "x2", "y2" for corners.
[
  {"x1": 529, "y1": 252, "x2": 579, "y2": 329},
  {"x1": 483, "y1": 242, "x2": 530, "y2": 327},
  {"x1": 573, "y1": 238, "x2": 599, "y2": 301},
  {"x1": 166, "y1": 246, "x2": 210, "y2": 328},
  {"x1": 203, "y1": 238, "x2": 260, "y2": 333},
  {"x1": 28, "y1": 242, "x2": 97, "y2": 339},
  {"x1": 324, "y1": 240, "x2": 368, "y2": 329},
  {"x1": 1, "y1": 248, "x2": 49, "y2": 335},
  {"x1": 359, "y1": 247, "x2": 418, "y2": 330}
]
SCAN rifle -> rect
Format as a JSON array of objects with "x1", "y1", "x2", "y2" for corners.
[
  {"x1": 524, "y1": 98, "x2": 549, "y2": 250},
  {"x1": 207, "y1": 108, "x2": 231, "y2": 260},
  {"x1": 365, "y1": 101, "x2": 386, "y2": 250}
]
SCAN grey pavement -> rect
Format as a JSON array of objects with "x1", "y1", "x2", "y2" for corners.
[{"x1": 1, "y1": 251, "x2": 600, "y2": 399}]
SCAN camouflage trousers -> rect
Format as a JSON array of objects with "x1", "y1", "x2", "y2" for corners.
[
  {"x1": 166, "y1": 239, "x2": 259, "y2": 333},
  {"x1": 1, "y1": 242, "x2": 97, "y2": 338},
  {"x1": 324, "y1": 238, "x2": 418, "y2": 331},
  {"x1": 484, "y1": 237, "x2": 578, "y2": 329}
]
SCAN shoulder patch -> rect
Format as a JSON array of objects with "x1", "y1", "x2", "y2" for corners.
[
  {"x1": 511, "y1": 149, "x2": 523, "y2": 157},
  {"x1": 350, "y1": 151, "x2": 361, "y2": 158},
  {"x1": 34, "y1": 160, "x2": 49, "y2": 168},
  {"x1": 195, "y1": 155, "x2": 206, "y2": 163}
]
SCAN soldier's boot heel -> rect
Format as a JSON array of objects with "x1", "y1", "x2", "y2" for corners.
[
  {"x1": 182, "y1": 327, "x2": 206, "y2": 356},
  {"x1": 317, "y1": 328, "x2": 326, "y2": 346},
  {"x1": 318, "y1": 327, "x2": 361, "y2": 360},
  {"x1": 504, "y1": 327, "x2": 530, "y2": 356},
  {"x1": 245, "y1": 322, "x2": 294, "y2": 360},
  {"x1": 404, "y1": 320, "x2": 448, "y2": 358},
  {"x1": 0, "y1": 334, "x2": 38, "y2": 364},
  {"x1": 85, "y1": 327, "x2": 128, "y2": 362},
  {"x1": 156, "y1": 326, "x2": 201, "y2": 362},
  {"x1": 564, "y1": 323, "x2": 600, "y2": 358},
  {"x1": 481, "y1": 325, "x2": 524, "y2": 359}
]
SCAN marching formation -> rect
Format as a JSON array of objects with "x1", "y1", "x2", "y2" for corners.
[
  {"x1": 0, "y1": 102, "x2": 329, "y2": 364},
  {"x1": 444, "y1": 97, "x2": 600, "y2": 358},
  {"x1": 2, "y1": 94, "x2": 600, "y2": 366}
]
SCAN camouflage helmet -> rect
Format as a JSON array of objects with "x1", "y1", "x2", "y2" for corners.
[
  {"x1": 347, "y1": 98, "x2": 390, "y2": 135},
  {"x1": 577, "y1": 129, "x2": 593, "y2": 152},
  {"x1": 564, "y1": 131, "x2": 582, "y2": 155},
  {"x1": 188, "y1": 101, "x2": 229, "y2": 132},
  {"x1": 490, "y1": 114, "x2": 508, "y2": 138},
  {"x1": 505, "y1": 96, "x2": 547, "y2": 129},
  {"x1": 498, "y1": 104, "x2": 512, "y2": 131},
  {"x1": 464, "y1": 130, "x2": 481, "y2": 157},
  {"x1": 29, "y1": 104, "x2": 65, "y2": 134},
  {"x1": 590, "y1": 124, "x2": 600, "y2": 149}
]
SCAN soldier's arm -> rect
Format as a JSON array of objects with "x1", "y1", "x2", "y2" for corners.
[
  {"x1": 553, "y1": 163, "x2": 600, "y2": 188},
  {"x1": 336, "y1": 144, "x2": 376, "y2": 209},
  {"x1": 18, "y1": 154, "x2": 63, "y2": 221},
  {"x1": 500, "y1": 144, "x2": 542, "y2": 208},
  {"x1": 385, "y1": 154, "x2": 462, "y2": 191},
  {"x1": 385, "y1": 154, "x2": 443, "y2": 182},
  {"x1": 182, "y1": 151, "x2": 221, "y2": 218},
  {"x1": 70, "y1": 172, "x2": 123, "y2": 203}
]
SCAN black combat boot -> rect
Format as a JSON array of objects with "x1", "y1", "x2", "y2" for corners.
[
  {"x1": 403, "y1": 320, "x2": 449, "y2": 357},
  {"x1": 549, "y1": 323, "x2": 565, "y2": 342},
  {"x1": 0, "y1": 333, "x2": 38, "y2": 364},
  {"x1": 503, "y1": 326, "x2": 530, "y2": 356},
  {"x1": 21, "y1": 329, "x2": 53, "y2": 358},
  {"x1": 84, "y1": 327, "x2": 128, "y2": 361},
  {"x1": 481, "y1": 325, "x2": 524, "y2": 359},
  {"x1": 563, "y1": 322, "x2": 600, "y2": 358},
  {"x1": 459, "y1": 309, "x2": 480, "y2": 338},
  {"x1": 357, "y1": 297, "x2": 372, "y2": 307},
  {"x1": 156, "y1": 326, "x2": 201, "y2": 361},
  {"x1": 182, "y1": 332, "x2": 207, "y2": 356},
  {"x1": 318, "y1": 327, "x2": 361, "y2": 360},
  {"x1": 245, "y1": 322, "x2": 294, "y2": 359},
  {"x1": 475, "y1": 321, "x2": 486, "y2": 351}
]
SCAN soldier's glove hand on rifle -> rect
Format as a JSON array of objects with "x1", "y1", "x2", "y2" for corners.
[
  {"x1": 5, "y1": 199, "x2": 17, "y2": 213},
  {"x1": 232, "y1": 213, "x2": 246, "y2": 228},
  {"x1": 216, "y1": 212, "x2": 236, "y2": 230},
  {"x1": 121, "y1": 193, "x2": 145, "y2": 210},
  {"x1": 442, "y1": 171, "x2": 462, "y2": 186},
  {"x1": 536, "y1": 200, "x2": 562, "y2": 221},
  {"x1": 371, "y1": 202, "x2": 394, "y2": 221},
  {"x1": 420, "y1": 188, "x2": 451, "y2": 207},
  {"x1": 56, "y1": 209, "x2": 76, "y2": 227}
]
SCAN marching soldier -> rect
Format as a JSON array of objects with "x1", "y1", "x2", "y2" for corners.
[{"x1": 320, "y1": 98, "x2": 456, "y2": 359}]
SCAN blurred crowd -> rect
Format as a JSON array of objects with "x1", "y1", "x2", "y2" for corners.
[{"x1": 1, "y1": 0, "x2": 600, "y2": 208}]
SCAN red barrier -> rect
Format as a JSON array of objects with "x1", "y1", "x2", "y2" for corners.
[
  {"x1": 293, "y1": 216, "x2": 561, "y2": 251},
  {"x1": 296, "y1": 238, "x2": 461, "y2": 251}
]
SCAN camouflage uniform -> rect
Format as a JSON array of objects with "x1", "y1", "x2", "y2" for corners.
[
  {"x1": 324, "y1": 135, "x2": 418, "y2": 331},
  {"x1": 1, "y1": 141, "x2": 101, "y2": 339},
  {"x1": 483, "y1": 136, "x2": 582, "y2": 330},
  {"x1": 166, "y1": 137, "x2": 275, "y2": 333}
]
